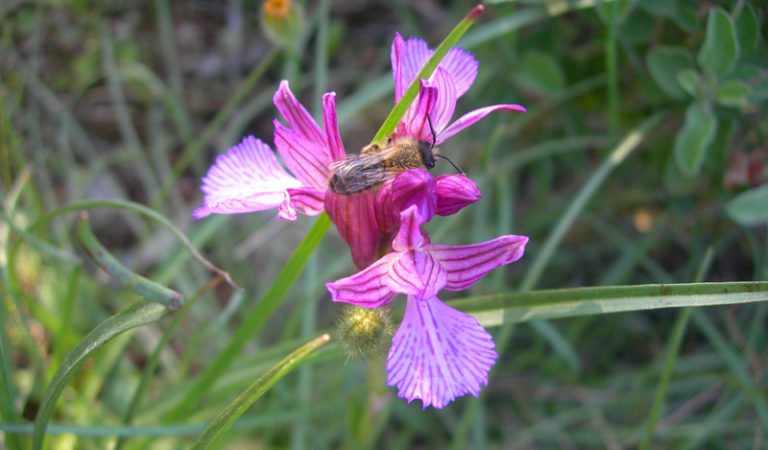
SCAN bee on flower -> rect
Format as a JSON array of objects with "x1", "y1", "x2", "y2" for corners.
[{"x1": 194, "y1": 32, "x2": 528, "y2": 409}]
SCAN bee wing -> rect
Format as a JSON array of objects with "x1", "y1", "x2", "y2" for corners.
[
  {"x1": 329, "y1": 148, "x2": 403, "y2": 194},
  {"x1": 329, "y1": 145, "x2": 402, "y2": 172}
]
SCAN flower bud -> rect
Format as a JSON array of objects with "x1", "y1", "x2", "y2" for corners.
[
  {"x1": 260, "y1": 0, "x2": 304, "y2": 49},
  {"x1": 334, "y1": 305, "x2": 393, "y2": 359}
]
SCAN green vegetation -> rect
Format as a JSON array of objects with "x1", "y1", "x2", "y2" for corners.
[{"x1": 1, "y1": 1, "x2": 766, "y2": 448}]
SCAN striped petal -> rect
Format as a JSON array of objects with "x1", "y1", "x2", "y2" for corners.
[
  {"x1": 273, "y1": 80, "x2": 324, "y2": 146},
  {"x1": 325, "y1": 190, "x2": 387, "y2": 270},
  {"x1": 434, "y1": 174, "x2": 481, "y2": 216},
  {"x1": 273, "y1": 81, "x2": 334, "y2": 188},
  {"x1": 397, "y1": 79, "x2": 437, "y2": 141},
  {"x1": 392, "y1": 204, "x2": 430, "y2": 252},
  {"x1": 386, "y1": 295, "x2": 498, "y2": 409},
  {"x1": 391, "y1": 34, "x2": 478, "y2": 102},
  {"x1": 322, "y1": 92, "x2": 346, "y2": 161},
  {"x1": 375, "y1": 169, "x2": 436, "y2": 235},
  {"x1": 326, "y1": 253, "x2": 399, "y2": 308},
  {"x1": 277, "y1": 187, "x2": 326, "y2": 221},
  {"x1": 193, "y1": 136, "x2": 301, "y2": 219},
  {"x1": 437, "y1": 104, "x2": 527, "y2": 145},
  {"x1": 439, "y1": 46, "x2": 478, "y2": 99},
  {"x1": 429, "y1": 235, "x2": 529, "y2": 291},
  {"x1": 386, "y1": 250, "x2": 446, "y2": 299},
  {"x1": 274, "y1": 120, "x2": 331, "y2": 189},
  {"x1": 429, "y1": 67, "x2": 457, "y2": 134}
]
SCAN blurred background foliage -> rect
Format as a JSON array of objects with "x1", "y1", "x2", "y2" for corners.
[{"x1": 1, "y1": 0, "x2": 767, "y2": 448}]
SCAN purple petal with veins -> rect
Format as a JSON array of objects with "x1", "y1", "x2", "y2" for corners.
[
  {"x1": 194, "y1": 136, "x2": 302, "y2": 219},
  {"x1": 278, "y1": 187, "x2": 326, "y2": 221},
  {"x1": 326, "y1": 253, "x2": 399, "y2": 308},
  {"x1": 430, "y1": 235, "x2": 529, "y2": 291},
  {"x1": 386, "y1": 295, "x2": 498, "y2": 409},
  {"x1": 434, "y1": 174, "x2": 481, "y2": 216},
  {"x1": 436, "y1": 104, "x2": 527, "y2": 145}
]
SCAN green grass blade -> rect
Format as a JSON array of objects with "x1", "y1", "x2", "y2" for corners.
[
  {"x1": 641, "y1": 247, "x2": 714, "y2": 449},
  {"x1": 114, "y1": 277, "x2": 220, "y2": 450},
  {"x1": 520, "y1": 114, "x2": 663, "y2": 291},
  {"x1": 77, "y1": 211, "x2": 183, "y2": 308},
  {"x1": 639, "y1": 307, "x2": 692, "y2": 450},
  {"x1": 191, "y1": 334, "x2": 331, "y2": 449},
  {"x1": 605, "y1": 0, "x2": 619, "y2": 134},
  {"x1": 0, "y1": 208, "x2": 81, "y2": 265},
  {"x1": 162, "y1": 213, "x2": 331, "y2": 421},
  {"x1": 690, "y1": 309, "x2": 768, "y2": 434},
  {"x1": 32, "y1": 199, "x2": 239, "y2": 290},
  {"x1": 31, "y1": 300, "x2": 170, "y2": 449},
  {"x1": 450, "y1": 281, "x2": 768, "y2": 326}
]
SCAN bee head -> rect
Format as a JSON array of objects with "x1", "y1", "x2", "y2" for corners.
[{"x1": 419, "y1": 140, "x2": 436, "y2": 168}]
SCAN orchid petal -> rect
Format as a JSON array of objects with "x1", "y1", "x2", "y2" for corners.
[
  {"x1": 193, "y1": 136, "x2": 302, "y2": 219},
  {"x1": 322, "y1": 92, "x2": 346, "y2": 161},
  {"x1": 429, "y1": 67, "x2": 457, "y2": 133},
  {"x1": 437, "y1": 104, "x2": 527, "y2": 145},
  {"x1": 393, "y1": 35, "x2": 432, "y2": 103},
  {"x1": 375, "y1": 169, "x2": 436, "y2": 233},
  {"x1": 325, "y1": 191, "x2": 386, "y2": 270},
  {"x1": 391, "y1": 32, "x2": 408, "y2": 102},
  {"x1": 392, "y1": 36, "x2": 477, "y2": 101},
  {"x1": 273, "y1": 80, "x2": 324, "y2": 146},
  {"x1": 273, "y1": 121, "x2": 331, "y2": 189},
  {"x1": 392, "y1": 205, "x2": 429, "y2": 252},
  {"x1": 387, "y1": 250, "x2": 446, "y2": 299},
  {"x1": 386, "y1": 296, "x2": 498, "y2": 409},
  {"x1": 277, "y1": 191, "x2": 298, "y2": 221},
  {"x1": 439, "y1": 47, "x2": 478, "y2": 98},
  {"x1": 400, "y1": 79, "x2": 438, "y2": 142},
  {"x1": 326, "y1": 254, "x2": 399, "y2": 308},
  {"x1": 278, "y1": 187, "x2": 326, "y2": 220},
  {"x1": 429, "y1": 235, "x2": 529, "y2": 291},
  {"x1": 434, "y1": 174, "x2": 481, "y2": 216}
]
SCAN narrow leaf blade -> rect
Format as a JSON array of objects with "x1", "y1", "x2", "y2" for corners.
[
  {"x1": 191, "y1": 334, "x2": 331, "y2": 449},
  {"x1": 32, "y1": 300, "x2": 169, "y2": 449}
]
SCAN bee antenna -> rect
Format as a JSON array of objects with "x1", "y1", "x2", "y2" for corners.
[
  {"x1": 426, "y1": 114, "x2": 437, "y2": 148},
  {"x1": 436, "y1": 154, "x2": 464, "y2": 174}
]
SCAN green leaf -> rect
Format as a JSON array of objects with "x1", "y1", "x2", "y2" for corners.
[
  {"x1": 735, "y1": 3, "x2": 759, "y2": 52},
  {"x1": 450, "y1": 282, "x2": 768, "y2": 326},
  {"x1": 515, "y1": 50, "x2": 565, "y2": 95},
  {"x1": 32, "y1": 300, "x2": 169, "y2": 449},
  {"x1": 672, "y1": 4, "x2": 699, "y2": 32},
  {"x1": 191, "y1": 334, "x2": 331, "y2": 449},
  {"x1": 618, "y1": 9, "x2": 654, "y2": 44},
  {"x1": 698, "y1": 7, "x2": 739, "y2": 76},
  {"x1": 646, "y1": 46, "x2": 694, "y2": 98},
  {"x1": 674, "y1": 103, "x2": 717, "y2": 177},
  {"x1": 726, "y1": 186, "x2": 768, "y2": 225},
  {"x1": 677, "y1": 69, "x2": 699, "y2": 96},
  {"x1": 716, "y1": 80, "x2": 751, "y2": 106}
]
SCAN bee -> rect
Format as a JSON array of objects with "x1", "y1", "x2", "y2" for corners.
[{"x1": 328, "y1": 116, "x2": 461, "y2": 195}]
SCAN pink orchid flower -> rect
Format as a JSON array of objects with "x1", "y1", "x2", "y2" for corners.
[
  {"x1": 194, "y1": 80, "x2": 480, "y2": 268},
  {"x1": 326, "y1": 205, "x2": 528, "y2": 408},
  {"x1": 390, "y1": 33, "x2": 526, "y2": 145}
]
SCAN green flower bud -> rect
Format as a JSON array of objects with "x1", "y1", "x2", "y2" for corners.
[
  {"x1": 334, "y1": 305, "x2": 393, "y2": 360},
  {"x1": 260, "y1": 0, "x2": 304, "y2": 49}
]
